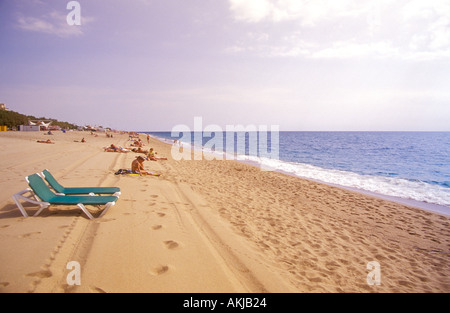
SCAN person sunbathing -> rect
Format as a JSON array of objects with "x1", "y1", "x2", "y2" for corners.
[
  {"x1": 37, "y1": 139, "x2": 54, "y2": 144},
  {"x1": 131, "y1": 147, "x2": 148, "y2": 154},
  {"x1": 147, "y1": 148, "x2": 168, "y2": 161},
  {"x1": 104, "y1": 144, "x2": 129, "y2": 152},
  {"x1": 131, "y1": 155, "x2": 160, "y2": 176},
  {"x1": 130, "y1": 139, "x2": 143, "y2": 147}
]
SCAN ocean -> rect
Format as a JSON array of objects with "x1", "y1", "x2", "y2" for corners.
[{"x1": 145, "y1": 131, "x2": 450, "y2": 214}]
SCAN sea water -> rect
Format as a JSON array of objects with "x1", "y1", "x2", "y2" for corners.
[{"x1": 145, "y1": 131, "x2": 450, "y2": 213}]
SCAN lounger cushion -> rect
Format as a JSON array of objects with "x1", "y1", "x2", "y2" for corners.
[
  {"x1": 27, "y1": 174, "x2": 118, "y2": 204},
  {"x1": 42, "y1": 169, "x2": 120, "y2": 195}
]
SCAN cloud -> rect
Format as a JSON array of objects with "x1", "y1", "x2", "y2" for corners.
[
  {"x1": 229, "y1": 0, "x2": 368, "y2": 24},
  {"x1": 229, "y1": 0, "x2": 273, "y2": 23},
  {"x1": 228, "y1": 0, "x2": 450, "y2": 60},
  {"x1": 402, "y1": 1, "x2": 450, "y2": 53},
  {"x1": 16, "y1": 9, "x2": 93, "y2": 38},
  {"x1": 312, "y1": 41, "x2": 400, "y2": 59}
]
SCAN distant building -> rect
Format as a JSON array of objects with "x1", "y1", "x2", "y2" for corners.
[
  {"x1": 0, "y1": 104, "x2": 7, "y2": 131},
  {"x1": 19, "y1": 125, "x2": 40, "y2": 131},
  {"x1": 28, "y1": 120, "x2": 53, "y2": 130}
]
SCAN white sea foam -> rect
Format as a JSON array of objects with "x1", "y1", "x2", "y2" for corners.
[
  {"x1": 197, "y1": 143, "x2": 450, "y2": 208},
  {"x1": 255, "y1": 156, "x2": 450, "y2": 208}
]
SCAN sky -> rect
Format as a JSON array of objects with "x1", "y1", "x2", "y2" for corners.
[{"x1": 0, "y1": 0, "x2": 449, "y2": 131}]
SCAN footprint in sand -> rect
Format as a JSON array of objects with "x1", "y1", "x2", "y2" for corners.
[
  {"x1": 163, "y1": 240, "x2": 180, "y2": 250},
  {"x1": 157, "y1": 212, "x2": 166, "y2": 217},
  {"x1": 26, "y1": 270, "x2": 52, "y2": 279},
  {"x1": 151, "y1": 225, "x2": 163, "y2": 230},
  {"x1": 90, "y1": 286, "x2": 107, "y2": 293},
  {"x1": 150, "y1": 195, "x2": 159, "y2": 198},
  {"x1": 19, "y1": 232, "x2": 41, "y2": 238},
  {"x1": 149, "y1": 265, "x2": 170, "y2": 276}
]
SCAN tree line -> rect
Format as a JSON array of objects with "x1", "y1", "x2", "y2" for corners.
[{"x1": 0, "y1": 110, "x2": 79, "y2": 130}]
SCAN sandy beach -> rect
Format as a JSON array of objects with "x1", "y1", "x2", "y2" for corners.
[{"x1": 0, "y1": 130, "x2": 448, "y2": 293}]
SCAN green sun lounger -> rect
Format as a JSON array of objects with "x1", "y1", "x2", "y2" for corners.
[
  {"x1": 41, "y1": 169, "x2": 121, "y2": 196},
  {"x1": 12, "y1": 173, "x2": 119, "y2": 219}
]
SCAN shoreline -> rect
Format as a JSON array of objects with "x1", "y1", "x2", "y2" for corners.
[
  {"x1": 149, "y1": 133, "x2": 450, "y2": 217},
  {"x1": 277, "y1": 168, "x2": 450, "y2": 217},
  {"x1": 0, "y1": 130, "x2": 449, "y2": 293},
  {"x1": 335, "y1": 184, "x2": 450, "y2": 217}
]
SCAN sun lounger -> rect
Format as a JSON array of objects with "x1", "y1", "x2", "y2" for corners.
[
  {"x1": 12, "y1": 173, "x2": 118, "y2": 219},
  {"x1": 41, "y1": 169, "x2": 121, "y2": 196}
]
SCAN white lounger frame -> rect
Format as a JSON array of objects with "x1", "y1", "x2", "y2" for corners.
[{"x1": 12, "y1": 188, "x2": 50, "y2": 218}]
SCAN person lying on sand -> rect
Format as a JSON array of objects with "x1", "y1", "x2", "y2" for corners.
[
  {"x1": 104, "y1": 144, "x2": 129, "y2": 152},
  {"x1": 147, "y1": 148, "x2": 168, "y2": 161},
  {"x1": 114, "y1": 168, "x2": 161, "y2": 176},
  {"x1": 131, "y1": 155, "x2": 160, "y2": 176},
  {"x1": 130, "y1": 139, "x2": 143, "y2": 147},
  {"x1": 37, "y1": 139, "x2": 54, "y2": 144},
  {"x1": 131, "y1": 147, "x2": 148, "y2": 154}
]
